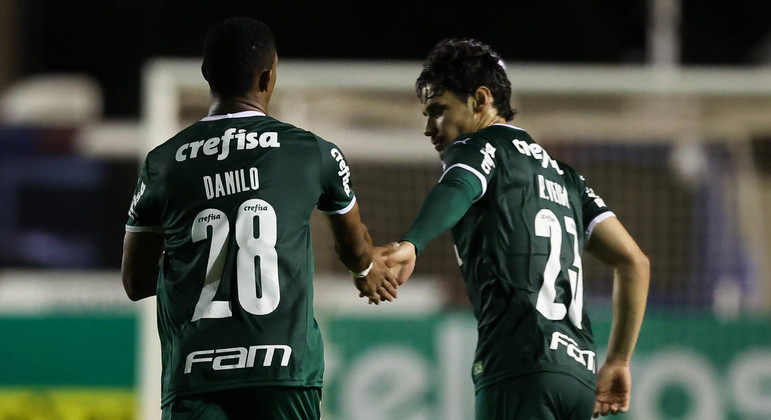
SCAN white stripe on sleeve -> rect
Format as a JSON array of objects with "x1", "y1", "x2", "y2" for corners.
[
  {"x1": 585, "y1": 211, "x2": 616, "y2": 242},
  {"x1": 322, "y1": 196, "x2": 357, "y2": 215},
  {"x1": 125, "y1": 225, "x2": 163, "y2": 234},
  {"x1": 439, "y1": 163, "x2": 488, "y2": 202}
]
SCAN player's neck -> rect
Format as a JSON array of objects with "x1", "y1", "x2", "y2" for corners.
[
  {"x1": 474, "y1": 115, "x2": 506, "y2": 132},
  {"x1": 208, "y1": 97, "x2": 268, "y2": 117},
  {"x1": 472, "y1": 106, "x2": 506, "y2": 132}
]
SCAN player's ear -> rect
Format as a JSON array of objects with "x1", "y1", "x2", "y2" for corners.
[
  {"x1": 472, "y1": 86, "x2": 493, "y2": 112},
  {"x1": 258, "y1": 54, "x2": 278, "y2": 92},
  {"x1": 257, "y1": 68, "x2": 273, "y2": 92}
]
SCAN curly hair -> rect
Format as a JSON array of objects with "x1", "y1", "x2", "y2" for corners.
[
  {"x1": 416, "y1": 38, "x2": 516, "y2": 121},
  {"x1": 201, "y1": 17, "x2": 276, "y2": 97}
]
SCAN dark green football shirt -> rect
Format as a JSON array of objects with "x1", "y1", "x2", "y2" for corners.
[
  {"x1": 126, "y1": 111, "x2": 356, "y2": 406},
  {"x1": 405, "y1": 124, "x2": 614, "y2": 392}
]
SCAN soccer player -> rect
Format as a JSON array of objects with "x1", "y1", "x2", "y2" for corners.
[
  {"x1": 383, "y1": 38, "x2": 650, "y2": 419},
  {"x1": 121, "y1": 17, "x2": 401, "y2": 420}
]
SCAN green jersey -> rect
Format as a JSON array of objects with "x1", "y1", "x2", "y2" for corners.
[
  {"x1": 125, "y1": 111, "x2": 355, "y2": 406},
  {"x1": 439, "y1": 124, "x2": 614, "y2": 392}
]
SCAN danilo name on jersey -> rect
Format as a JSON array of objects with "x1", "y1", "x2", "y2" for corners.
[{"x1": 203, "y1": 167, "x2": 260, "y2": 200}]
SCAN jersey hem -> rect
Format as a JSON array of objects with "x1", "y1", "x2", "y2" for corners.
[
  {"x1": 161, "y1": 379, "x2": 324, "y2": 407},
  {"x1": 473, "y1": 367, "x2": 595, "y2": 394}
]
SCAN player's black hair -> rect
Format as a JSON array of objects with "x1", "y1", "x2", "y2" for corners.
[
  {"x1": 201, "y1": 17, "x2": 276, "y2": 97},
  {"x1": 416, "y1": 38, "x2": 516, "y2": 121}
]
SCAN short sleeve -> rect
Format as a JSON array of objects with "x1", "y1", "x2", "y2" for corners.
[
  {"x1": 440, "y1": 135, "x2": 498, "y2": 201},
  {"x1": 125, "y1": 159, "x2": 163, "y2": 233},
  {"x1": 577, "y1": 173, "x2": 615, "y2": 239},
  {"x1": 316, "y1": 139, "x2": 357, "y2": 214}
]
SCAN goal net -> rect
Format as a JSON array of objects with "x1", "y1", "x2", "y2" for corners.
[{"x1": 138, "y1": 59, "x2": 771, "y2": 420}]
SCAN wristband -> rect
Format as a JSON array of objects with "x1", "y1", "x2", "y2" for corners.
[{"x1": 350, "y1": 261, "x2": 374, "y2": 278}]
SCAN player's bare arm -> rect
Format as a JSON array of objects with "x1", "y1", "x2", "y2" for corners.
[
  {"x1": 585, "y1": 216, "x2": 650, "y2": 417},
  {"x1": 324, "y1": 203, "x2": 399, "y2": 304},
  {"x1": 121, "y1": 231, "x2": 164, "y2": 301}
]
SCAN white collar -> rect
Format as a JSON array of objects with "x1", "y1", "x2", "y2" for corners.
[
  {"x1": 492, "y1": 122, "x2": 526, "y2": 131},
  {"x1": 200, "y1": 110, "x2": 266, "y2": 121}
]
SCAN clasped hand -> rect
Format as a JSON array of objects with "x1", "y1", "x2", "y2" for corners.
[{"x1": 353, "y1": 242, "x2": 417, "y2": 305}]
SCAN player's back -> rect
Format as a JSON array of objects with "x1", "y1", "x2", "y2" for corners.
[
  {"x1": 443, "y1": 124, "x2": 613, "y2": 392},
  {"x1": 127, "y1": 111, "x2": 350, "y2": 405}
]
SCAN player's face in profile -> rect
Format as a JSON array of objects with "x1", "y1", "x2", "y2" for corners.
[{"x1": 420, "y1": 88, "x2": 476, "y2": 156}]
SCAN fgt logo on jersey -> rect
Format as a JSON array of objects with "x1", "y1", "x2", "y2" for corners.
[
  {"x1": 550, "y1": 331, "x2": 595, "y2": 372},
  {"x1": 185, "y1": 344, "x2": 292, "y2": 374},
  {"x1": 176, "y1": 128, "x2": 280, "y2": 162}
]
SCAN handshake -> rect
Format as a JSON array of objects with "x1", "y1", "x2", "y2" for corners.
[{"x1": 352, "y1": 242, "x2": 417, "y2": 305}]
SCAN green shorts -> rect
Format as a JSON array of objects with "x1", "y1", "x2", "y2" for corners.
[
  {"x1": 475, "y1": 372, "x2": 594, "y2": 420},
  {"x1": 162, "y1": 386, "x2": 321, "y2": 420}
]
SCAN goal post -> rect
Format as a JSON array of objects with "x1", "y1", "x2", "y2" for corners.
[{"x1": 138, "y1": 58, "x2": 771, "y2": 419}]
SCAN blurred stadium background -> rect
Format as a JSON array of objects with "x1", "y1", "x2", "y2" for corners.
[{"x1": 0, "y1": 1, "x2": 770, "y2": 419}]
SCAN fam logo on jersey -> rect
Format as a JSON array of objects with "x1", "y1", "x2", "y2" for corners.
[
  {"x1": 128, "y1": 181, "x2": 146, "y2": 219},
  {"x1": 479, "y1": 143, "x2": 497, "y2": 175},
  {"x1": 175, "y1": 128, "x2": 280, "y2": 162},
  {"x1": 185, "y1": 344, "x2": 292, "y2": 374},
  {"x1": 330, "y1": 148, "x2": 352, "y2": 196}
]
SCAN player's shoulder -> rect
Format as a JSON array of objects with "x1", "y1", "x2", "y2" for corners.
[
  {"x1": 482, "y1": 123, "x2": 533, "y2": 144},
  {"x1": 142, "y1": 122, "x2": 206, "y2": 169},
  {"x1": 444, "y1": 129, "x2": 494, "y2": 156},
  {"x1": 259, "y1": 116, "x2": 319, "y2": 140},
  {"x1": 550, "y1": 158, "x2": 592, "y2": 198},
  {"x1": 555, "y1": 159, "x2": 581, "y2": 184},
  {"x1": 260, "y1": 120, "x2": 351, "y2": 167},
  {"x1": 450, "y1": 123, "x2": 533, "y2": 150},
  {"x1": 256, "y1": 116, "x2": 337, "y2": 151}
]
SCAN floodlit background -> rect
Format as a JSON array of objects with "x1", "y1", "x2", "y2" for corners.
[{"x1": 0, "y1": 1, "x2": 770, "y2": 419}]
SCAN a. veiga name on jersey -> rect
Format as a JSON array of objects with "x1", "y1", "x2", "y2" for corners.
[
  {"x1": 537, "y1": 174, "x2": 570, "y2": 209},
  {"x1": 202, "y1": 167, "x2": 259, "y2": 200},
  {"x1": 550, "y1": 331, "x2": 596, "y2": 372},
  {"x1": 176, "y1": 128, "x2": 280, "y2": 162},
  {"x1": 185, "y1": 344, "x2": 292, "y2": 374},
  {"x1": 330, "y1": 148, "x2": 351, "y2": 196},
  {"x1": 512, "y1": 139, "x2": 564, "y2": 175}
]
